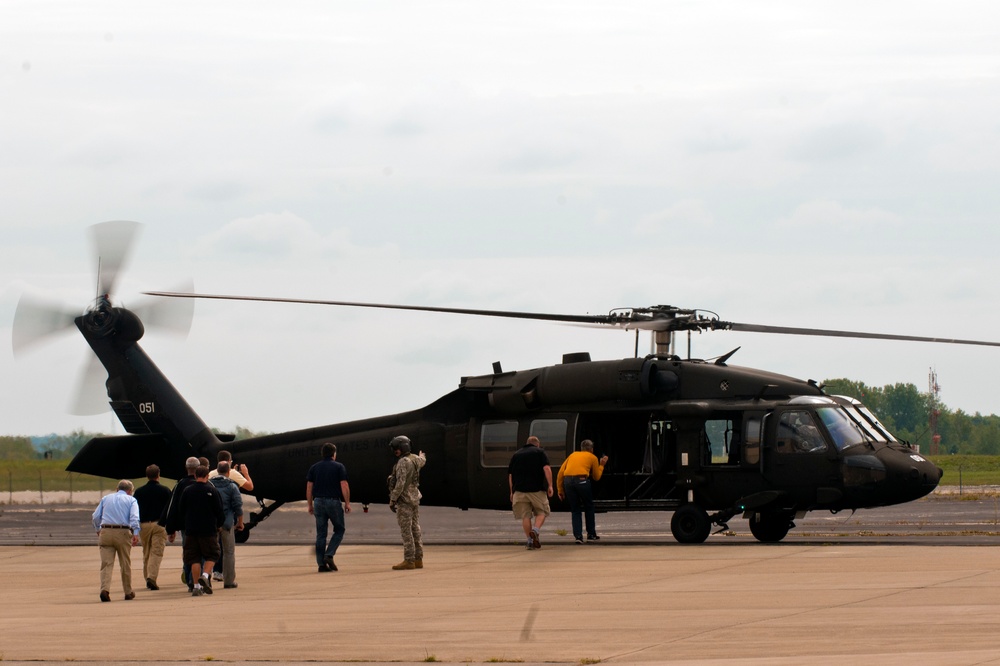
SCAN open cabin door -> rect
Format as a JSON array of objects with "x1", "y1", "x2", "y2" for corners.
[{"x1": 576, "y1": 411, "x2": 679, "y2": 509}]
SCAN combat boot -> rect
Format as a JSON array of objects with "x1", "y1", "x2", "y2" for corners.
[
  {"x1": 392, "y1": 560, "x2": 416, "y2": 570},
  {"x1": 413, "y1": 559, "x2": 423, "y2": 569}
]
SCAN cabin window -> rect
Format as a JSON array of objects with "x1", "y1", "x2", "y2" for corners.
[
  {"x1": 530, "y1": 418, "x2": 569, "y2": 466},
  {"x1": 745, "y1": 419, "x2": 761, "y2": 465},
  {"x1": 703, "y1": 419, "x2": 736, "y2": 465},
  {"x1": 481, "y1": 420, "x2": 519, "y2": 467},
  {"x1": 776, "y1": 410, "x2": 827, "y2": 454}
]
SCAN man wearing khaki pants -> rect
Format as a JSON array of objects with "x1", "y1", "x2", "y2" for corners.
[{"x1": 91, "y1": 479, "x2": 141, "y2": 602}]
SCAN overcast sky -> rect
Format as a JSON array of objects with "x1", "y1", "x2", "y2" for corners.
[{"x1": 3, "y1": 1, "x2": 1000, "y2": 438}]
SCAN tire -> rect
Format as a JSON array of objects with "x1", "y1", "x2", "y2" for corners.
[
  {"x1": 748, "y1": 511, "x2": 793, "y2": 543},
  {"x1": 670, "y1": 504, "x2": 711, "y2": 544}
]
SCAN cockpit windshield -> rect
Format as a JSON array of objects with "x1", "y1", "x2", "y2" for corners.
[
  {"x1": 855, "y1": 405, "x2": 898, "y2": 443},
  {"x1": 845, "y1": 407, "x2": 887, "y2": 443},
  {"x1": 815, "y1": 407, "x2": 867, "y2": 451}
]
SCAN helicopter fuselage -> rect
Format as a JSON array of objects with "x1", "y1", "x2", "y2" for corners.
[{"x1": 67, "y1": 310, "x2": 942, "y2": 544}]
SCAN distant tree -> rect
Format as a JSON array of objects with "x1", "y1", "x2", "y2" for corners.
[
  {"x1": 880, "y1": 383, "x2": 926, "y2": 434},
  {"x1": 0, "y1": 436, "x2": 37, "y2": 460},
  {"x1": 45, "y1": 429, "x2": 101, "y2": 459},
  {"x1": 233, "y1": 425, "x2": 271, "y2": 440},
  {"x1": 211, "y1": 426, "x2": 272, "y2": 440},
  {"x1": 938, "y1": 409, "x2": 973, "y2": 454}
]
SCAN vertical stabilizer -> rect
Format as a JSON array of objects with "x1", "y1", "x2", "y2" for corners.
[{"x1": 67, "y1": 299, "x2": 219, "y2": 479}]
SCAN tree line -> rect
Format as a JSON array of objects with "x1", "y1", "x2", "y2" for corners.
[
  {"x1": 0, "y1": 426, "x2": 268, "y2": 461},
  {"x1": 1, "y1": 381, "x2": 997, "y2": 458}
]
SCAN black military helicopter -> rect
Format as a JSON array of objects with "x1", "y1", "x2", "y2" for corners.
[{"x1": 14, "y1": 222, "x2": 1000, "y2": 544}]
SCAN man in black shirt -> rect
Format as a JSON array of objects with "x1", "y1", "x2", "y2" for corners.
[
  {"x1": 507, "y1": 436, "x2": 553, "y2": 550},
  {"x1": 306, "y1": 443, "x2": 351, "y2": 572},
  {"x1": 133, "y1": 464, "x2": 172, "y2": 590},
  {"x1": 178, "y1": 465, "x2": 225, "y2": 596},
  {"x1": 162, "y1": 456, "x2": 200, "y2": 590}
]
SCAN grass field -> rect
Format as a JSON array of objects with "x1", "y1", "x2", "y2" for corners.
[
  {"x1": 0, "y1": 460, "x2": 172, "y2": 495},
  {"x1": 1, "y1": 455, "x2": 997, "y2": 494},
  {"x1": 933, "y1": 455, "x2": 1000, "y2": 486}
]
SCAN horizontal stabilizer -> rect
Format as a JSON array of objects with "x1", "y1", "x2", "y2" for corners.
[{"x1": 66, "y1": 434, "x2": 192, "y2": 481}]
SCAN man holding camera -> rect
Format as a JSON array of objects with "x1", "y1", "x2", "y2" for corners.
[{"x1": 208, "y1": 450, "x2": 253, "y2": 581}]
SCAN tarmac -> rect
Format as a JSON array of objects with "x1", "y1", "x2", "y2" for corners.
[{"x1": 3, "y1": 541, "x2": 1000, "y2": 665}]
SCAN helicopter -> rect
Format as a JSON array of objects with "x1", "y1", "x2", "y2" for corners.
[{"x1": 14, "y1": 222, "x2": 1000, "y2": 544}]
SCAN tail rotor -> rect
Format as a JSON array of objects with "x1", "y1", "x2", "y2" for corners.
[{"x1": 12, "y1": 221, "x2": 193, "y2": 416}]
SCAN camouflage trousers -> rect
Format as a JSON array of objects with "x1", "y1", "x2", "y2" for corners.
[{"x1": 396, "y1": 501, "x2": 423, "y2": 561}]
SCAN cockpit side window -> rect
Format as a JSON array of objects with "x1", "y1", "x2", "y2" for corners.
[{"x1": 775, "y1": 410, "x2": 827, "y2": 454}]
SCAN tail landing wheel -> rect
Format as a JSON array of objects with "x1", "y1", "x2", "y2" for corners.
[
  {"x1": 748, "y1": 511, "x2": 794, "y2": 543},
  {"x1": 234, "y1": 499, "x2": 286, "y2": 543},
  {"x1": 671, "y1": 504, "x2": 711, "y2": 543}
]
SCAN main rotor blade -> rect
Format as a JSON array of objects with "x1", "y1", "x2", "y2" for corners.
[
  {"x1": 143, "y1": 291, "x2": 609, "y2": 325},
  {"x1": 12, "y1": 295, "x2": 79, "y2": 355},
  {"x1": 131, "y1": 280, "x2": 195, "y2": 336},
  {"x1": 89, "y1": 220, "x2": 141, "y2": 297},
  {"x1": 142, "y1": 290, "x2": 1000, "y2": 348},
  {"x1": 725, "y1": 321, "x2": 1000, "y2": 348}
]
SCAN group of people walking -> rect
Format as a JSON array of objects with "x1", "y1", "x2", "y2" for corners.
[
  {"x1": 94, "y1": 435, "x2": 607, "y2": 601},
  {"x1": 92, "y1": 452, "x2": 247, "y2": 601}
]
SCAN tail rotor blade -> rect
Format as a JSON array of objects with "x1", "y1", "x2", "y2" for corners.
[
  {"x1": 12, "y1": 294, "x2": 79, "y2": 355},
  {"x1": 89, "y1": 220, "x2": 141, "y2": 297},
  {"x1": 132, "y1": 279, "x2": 195, "y2": 337},
  {"x1": 69, "y1": 354, "x2": 109, "y2": 416}
]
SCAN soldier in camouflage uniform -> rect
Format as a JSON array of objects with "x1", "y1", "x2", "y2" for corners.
[{"x1": 388, "y1": 436, "x2": 426, "y2": 570}]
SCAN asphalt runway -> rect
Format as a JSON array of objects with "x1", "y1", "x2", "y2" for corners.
[
  {"x1": 2, "y1": 489, "x2": 999, "y2": 547},
  {"x1": 2, "y1": 491, "x2": 1000, "y2": 665}
]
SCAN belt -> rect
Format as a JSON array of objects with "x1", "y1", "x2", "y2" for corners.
[
  {"x1": 568, "y1": 475, "x2": 589, "y2": 480},
  {"x1": 102, "y1": 524, "x2": 130, "y2": 529}
]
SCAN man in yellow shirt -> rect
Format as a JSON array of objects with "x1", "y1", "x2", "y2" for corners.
[{"x1": 556, "y1": 440, "x2": 609, "y2": 543}]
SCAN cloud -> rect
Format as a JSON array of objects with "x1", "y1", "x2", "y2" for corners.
[
  {"x1": 773, "y1": 199, "x2": 901, "y2": 230},
  {"x1": 789, "y1": 121, "x2": 885, "y2": 162},
  {"x1": 188, "y1": 212, "x2": 387, "y2": 264},
  {"x1": 634, "y1": 200, "x2": 714, "y2": 236}
]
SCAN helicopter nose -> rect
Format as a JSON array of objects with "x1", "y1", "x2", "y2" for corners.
[{"x1": 888, "y1": 451, "x2": 942, "y2": 501}]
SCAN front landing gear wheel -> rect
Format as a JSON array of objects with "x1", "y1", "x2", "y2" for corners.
[
  {"x1": 671, "y1": 504, "x2": 711, "y2": 543},
  {"x1": 748, "y1": 511, "x2": 793, "y2": 543}
]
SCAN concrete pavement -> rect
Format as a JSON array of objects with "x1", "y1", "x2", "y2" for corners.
[{"x1": 2, "y1": 542, "x2": 1000, "y2": 664}]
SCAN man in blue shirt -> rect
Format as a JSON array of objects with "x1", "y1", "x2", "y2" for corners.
[
  {"x1": 91, "y1": 479, "x2": 141, "y2": 602},
  {"x1": 306, "y1": 443, "x2": 351, "y2": 572}
]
